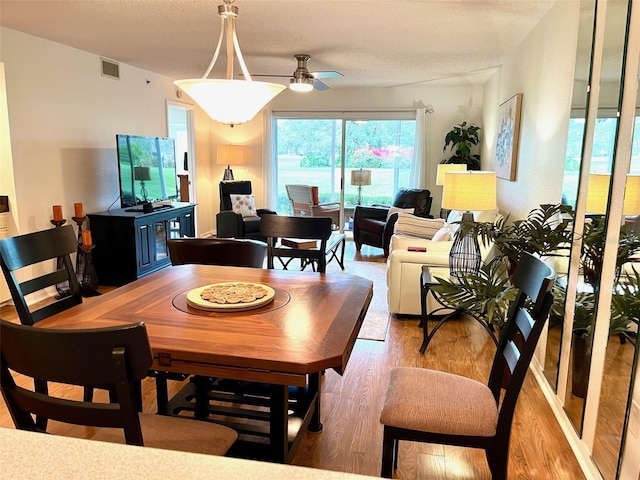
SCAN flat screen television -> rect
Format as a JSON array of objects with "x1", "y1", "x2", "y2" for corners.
[{"x1": 116, "y1": 134, "x2": 178, "y2": 208}]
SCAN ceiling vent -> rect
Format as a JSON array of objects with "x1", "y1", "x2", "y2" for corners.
[{"x1": 100, "y1": 58, "x2": 120, "y2": 80}]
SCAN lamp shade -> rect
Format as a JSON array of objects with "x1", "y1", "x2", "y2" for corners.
[
  {"x1": 436, "y1": 163, "x2": 467, "y2": 186},
  {"x1": 587, "y1": 173, "x2": 640, "y2": 215},
  {"x1": 174, "y1": 79, "x2": 285, "y2": 126},
  {"x1": 351, "y1": 169, "x2": 372, "y2": 186},
  {"x1": 134, "y1": 166, "x2": 151, "y2": 181},
  {"x1": 442, "y1": 171, "x2": 497, "y2": 212},
  {"x1": 217, "y1": 145, "x2": 247, "y2": 166}
]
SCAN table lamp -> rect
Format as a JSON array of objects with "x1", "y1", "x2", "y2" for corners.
[
  {"x1": 217, "y1": 144, "x2": 247, "y2": 181},
  {"x1": 436, "y1": 163, "x2": 467, "y2": 219},
  {"x1": 133, "y1": 166, "x2": 151, "y2": 202},
  {"x1": 351, "y1": 168, "x2": 372, "y2": 205},
  {"x1": 586, "y1": 173, "x2": 640, "y2": 216},
  {"x1": 442, "y1": 171, "x2": 497, "y2": 280}
]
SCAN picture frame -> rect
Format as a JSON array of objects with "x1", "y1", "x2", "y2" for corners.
[{"x1": 496, "y1": 93, "x2": 523, "y2": 181}]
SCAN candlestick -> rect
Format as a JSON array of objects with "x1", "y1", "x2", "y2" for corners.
[
  {"x1": 74, "y1": 203, "x2": 84, "y2": 218},
  {"x1": 53, "y1": 205, "x2": 63, "y2": 221}
]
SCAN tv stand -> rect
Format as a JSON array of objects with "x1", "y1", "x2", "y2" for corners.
[{"x1": 88, "y1": 202, "x2": 195, "y2": 285}]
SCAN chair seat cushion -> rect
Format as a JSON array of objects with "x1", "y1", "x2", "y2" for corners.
[
  {"x1": 380, "y1": 367, "x2": 498, "y2": 437},
  {"x1": 91, "y1": 413, "x2": 237, "y2": 456},
  {"x1": 357, "y1": 217, "x2": 386, "y2": 235}
]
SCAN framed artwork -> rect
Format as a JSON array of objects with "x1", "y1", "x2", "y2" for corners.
[{"x1": 496, "y1": 93, "x2": 522, "y2": 181}]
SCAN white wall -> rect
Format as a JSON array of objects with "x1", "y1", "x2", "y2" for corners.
[
  {"x1": 0, "y1": 27, "x2": 196, "y2": 233},
  {"x1": 482, "y1": 0, "x2": 580, "y2": 220}
]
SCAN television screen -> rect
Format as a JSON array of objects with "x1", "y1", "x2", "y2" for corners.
[{"x1": 116, "y1": 134, "x2": 178, "y2": 208}]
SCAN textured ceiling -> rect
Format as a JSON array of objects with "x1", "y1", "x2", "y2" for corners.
[{"x1": 0, "y1": 0, "x2": 557, "y2": 88}]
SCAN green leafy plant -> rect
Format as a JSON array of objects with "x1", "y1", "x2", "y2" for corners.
[
  {"x1": 610, "y1": 267, "x2": 640, "y2": 336},
  {"x1": 441, "y1": 121, "x2": 481, "y2": 170},
  {"x1": 431, "y1": 256, "x2": 518, "y2": 329}
]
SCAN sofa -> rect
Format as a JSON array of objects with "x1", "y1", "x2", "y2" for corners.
[{"x1": 386, "y1": 208, "x2": 500, "y2": 316}]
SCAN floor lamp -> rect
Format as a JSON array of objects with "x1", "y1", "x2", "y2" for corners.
[
  {"x1": 436, "y1": 163, "x2": 467, "y2": 219},
  {"x1": 351, "y1": 168, "x2": 372, "y2": 205},
  {"x1": 217, "y1": 144, "x2": 247, "y2": 181},
  {"x1": 442, "y1": 171, "x2": 497, "y2": 280}
]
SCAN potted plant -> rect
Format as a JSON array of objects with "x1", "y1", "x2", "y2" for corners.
[{"x1": 441, "y1": 121, "x2": 481, "y2": 170}]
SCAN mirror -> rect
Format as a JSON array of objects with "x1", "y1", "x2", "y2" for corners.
[
  {"x1": 546, "y1": 0, "x2": 598, "y2": 392},
  {"x1": 562, "y1": 0, "x2": 629, "y2": 435},
  {"x1": 592, "y1": 35, "x2": 640, "y2": 479}
]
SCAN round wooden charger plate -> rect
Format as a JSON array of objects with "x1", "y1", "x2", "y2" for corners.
[{"x1": 186, "y1": 282, "x2": 275, "y2": 312}]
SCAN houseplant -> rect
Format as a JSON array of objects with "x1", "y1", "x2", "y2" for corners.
[{"x1": 441, "y1": 122, "x2": 481, "y2": 170}]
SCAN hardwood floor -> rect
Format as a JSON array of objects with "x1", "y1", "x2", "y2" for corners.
[{"x1": 0, "y1": 237, "x2": 585, "y2": 479}]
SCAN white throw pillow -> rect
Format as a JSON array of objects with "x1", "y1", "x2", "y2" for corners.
[
  {"x1": 431, "y1": 226, "x2": 452, "y2": 242},
  {"x1": 230, "y1": 194, "x2": 257, "y2": 218},
  {"x1": 394, "y1": 213, "x2": 445, "y2": 239},
  {"x1": 387, "y1": 206, "x2": 415, "y2": 221}
]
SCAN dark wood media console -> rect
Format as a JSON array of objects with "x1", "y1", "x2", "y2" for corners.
[{"x1": 88, "y1": 202, "x2": 195, "y2": 286}]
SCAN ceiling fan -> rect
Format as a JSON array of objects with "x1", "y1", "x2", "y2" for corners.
[{"x1": 251, "y1": 54, "x2": 343, "y2": 92}]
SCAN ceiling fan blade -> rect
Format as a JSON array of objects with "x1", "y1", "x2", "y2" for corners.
[
  {"x1": 310, "y1": 71, "x2": 344, "y2": 79},
  {"x1": 313, "y1": 78, "x2": 330, "y2": 91}
]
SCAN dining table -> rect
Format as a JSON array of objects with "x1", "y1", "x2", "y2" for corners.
[{"x1": 36, "y1": 264, "x2": 374, "y2": 463}]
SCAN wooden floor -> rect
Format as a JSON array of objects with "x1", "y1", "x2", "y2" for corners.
[{"x1": 0, "y1": 238, "x2": 586, "y2": 479}]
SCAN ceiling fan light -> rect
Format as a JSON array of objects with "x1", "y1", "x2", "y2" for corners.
[{"x1": 289, "y1": 77, "x2": 314, "y2": 93}]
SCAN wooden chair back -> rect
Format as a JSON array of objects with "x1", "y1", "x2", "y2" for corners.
[
  {"x1": 0, "y1": 225, "x2": 81, "y2": 326},
  {"x1": 260, "y1": 215, "x2": 333, "y2": 272},
  {"x1": 167, "y1": 238, "x2": 266, "y2": 268},
  {"x1": 0, "y1": 319, "x2": 151, "y2": 445},
  {"x1": 285, "y1": 184, "x2": 316, "y2": 217}
]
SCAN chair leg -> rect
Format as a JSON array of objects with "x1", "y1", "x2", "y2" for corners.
[
  {"x1": 155, "y1": 374, "x2": 169, "y2": 414},
  {"x1": 381, "y1": 427, "x2": 396, "y2": 478},
  {"x1": 486, "y1": 447, "x2": 508, "y2": 480}
]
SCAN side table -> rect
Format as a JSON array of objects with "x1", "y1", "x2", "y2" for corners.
[{"x1": 419, "y1": 265, "x2": 498, "y2": 354}]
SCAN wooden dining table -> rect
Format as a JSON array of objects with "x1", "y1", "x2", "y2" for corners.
[{"x1": 37, "y1": 264, "x2": 374, "y2": 463}]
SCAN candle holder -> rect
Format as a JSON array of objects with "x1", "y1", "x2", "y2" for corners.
[
  {"x1": 51, "y1": 218, "x2": 71, "y2": 298},
  {"x1": 72, "y1": 216, "x2": 100, "y2": 297}
]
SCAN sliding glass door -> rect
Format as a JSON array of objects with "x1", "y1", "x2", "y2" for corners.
[{"x1": 274, "y1": 114, "x2": 416, "y2": 230}]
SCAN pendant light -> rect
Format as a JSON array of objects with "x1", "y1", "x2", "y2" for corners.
[{"x1": 174, "y1": 0, "x2": 285, "y2": 126}]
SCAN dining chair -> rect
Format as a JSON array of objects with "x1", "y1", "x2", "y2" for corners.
[
  {"x1": 0, "y1": 319, "x2": 238, "y2": 456},
  {"x1": 285, "y1": 184, "x2": 341, "y2": 229},
  {"x1": 0, "y1": 225, "x2": 85, "y2": 428},
  {"x1": 379, "y1": 252, "x2": 555, "y2": 479},
  {"x1": 167, "y1": 237, "x2": 267, "y2": 268},
  {"x1": 260, "y1": 214, "x2": 333, "y2": 273}
]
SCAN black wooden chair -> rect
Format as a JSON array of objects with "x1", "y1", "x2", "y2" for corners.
[
  {"x1": 353, "y1": 188, "x2": 433, "y2": 257},
  {"x1": 167, "y1": 237, "x2": 267, "y2": 268},
  {"x1": 0, "y1": 319, "x2": 237, "y2": 456},
  {"x1": 379, "y1": 252, "x2": 555, "y2": 479},
  {"x1": 216, "y1": 180, "x2": 276, "y2": 242},
  {"x1": 260, "y1": 214, "x2": 333, "y2": 273},
  {"x1": 0, "y1": 225, "x2": 85, "y2": 428}
]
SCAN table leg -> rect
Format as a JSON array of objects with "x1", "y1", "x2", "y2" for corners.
[
  {"x1": 420, "y1": 274, "x2": 429, "y2": 353},
  {"x1": 269, "y1": 384, "x2": 289, "y2": 463},
  {"x1": 307, "y1": 372, "x2": 323, "y2": 432}
]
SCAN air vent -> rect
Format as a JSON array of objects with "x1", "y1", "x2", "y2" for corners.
[{"x1": 100, "y1": 58, "x2": 120, "y2": 80}]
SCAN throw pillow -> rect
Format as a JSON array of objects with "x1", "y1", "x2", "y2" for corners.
[
  {"x1": 394, "y1": 213, "x2": 445, "y2": 239},
  {"x1": 431, "y1": 226, "x2": 452, "y2": 242},
  {"x1": 230, "y1": 194, "x2": 257, "y2": 218},
  {"x1": 387, "y1": 206, "x2": 415, "y2": 221}
]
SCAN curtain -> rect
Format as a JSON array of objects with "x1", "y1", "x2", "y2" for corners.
[
  {"x1": 262, "y1": 109, "x2": 277, "y2": 210},
  {"x1": 410, "y1": 108, "x2": 428, "y2": 188}
]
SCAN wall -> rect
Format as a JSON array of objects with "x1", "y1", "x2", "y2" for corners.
[
  {"x1": 482, "y1": 1, "x2": 579, "y2": 220},
  {"x1": 0, "y1": 27, "x2": 203, "y2": 233}
]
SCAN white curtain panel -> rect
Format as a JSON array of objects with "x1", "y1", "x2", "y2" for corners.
[
  {"x1": 410, "y1": 108, "x2": 428, "y2": 188},
  {"x1": 262, "y1": 108, "x2": 277, "y2": 210}
]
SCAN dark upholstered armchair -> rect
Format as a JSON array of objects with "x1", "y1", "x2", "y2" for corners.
[
  {"x1": 216, "y1": 181, "x2": 276, "y2": 242},
  {"x1": 353, "y1": 188, "x2": 433, "y2": 257}
]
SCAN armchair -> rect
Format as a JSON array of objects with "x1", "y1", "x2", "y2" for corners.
[
  {"x1": 285, "y1": 184, "x2": 341, "y2": 228},
  {"x1": 216, "y1": 180, "x2": 276, "y2": 242},
  {"x1": 354, "y1": 188, "x2": 433, "y2": 256}
]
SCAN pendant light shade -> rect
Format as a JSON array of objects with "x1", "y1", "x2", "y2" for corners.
[{"x1": 174, "y1": 0, "x2": 285, "y2": 126}]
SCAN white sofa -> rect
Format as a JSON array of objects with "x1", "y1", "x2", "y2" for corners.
[{"x1": 386, "y1": 208, "x2": 500, "y2": 316}]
